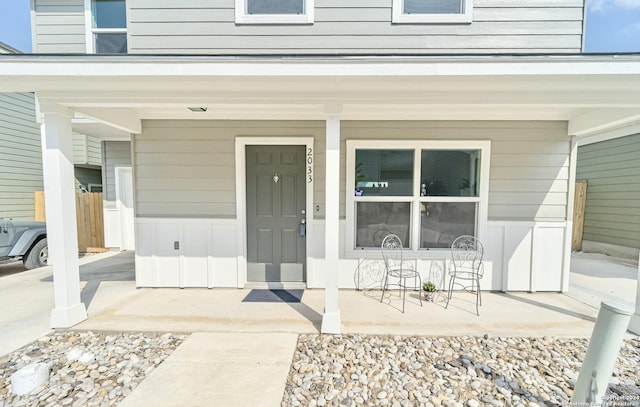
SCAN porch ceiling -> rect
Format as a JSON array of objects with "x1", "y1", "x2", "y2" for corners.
[{"x1": 2, "y1": 54, "x2": 640, "y2": 137}]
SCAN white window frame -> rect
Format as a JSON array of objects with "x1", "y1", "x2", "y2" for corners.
[
  {"x1": 84, "y1": 0, "x2": 128, "y2": 53},
  {"x1": 392, "y1": 0, "x2": 473, "y2": 24},
  {"x1": 235, "y1": 0, "x2": 314, "y2": 24},
  {"x1": 345, "y1": 139, "x2": 490, "y2": 258}
]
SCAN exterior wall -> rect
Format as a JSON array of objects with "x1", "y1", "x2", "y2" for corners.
[
  {"x1": 102, "y1": 140, "x2": 132, "y2": 249},
  {"x1": 102, "y1": 140, "x2": 132, "y2": 207},
  {"x1": 32, "y1": 0, "x2": 86, "y2": 53},
  {"x1": 134, "y1": 120, "x2": 326, "y2": 218},
  {"x1": 127, "y1": 0, "x2": 584, "y2": 54},
  {"x1": 135, "y1": 120, "x2": 570, "y2": 290},
  {"x1": 72, "y1": 134, "x2": 103, "y2": 168},
  {"x1": 342, "y1": 121, "x2": 570, "y2": 221},
  {"x1": 577, "y1": 133, "x2": 640, "y2": 251},
  {"x1": 137, "y1": 120, "x2": 568, "y2": 220},
  {"x1": 0, "y1": 92, "x2": 43, "y2": 220},
  {"x1": 31, "y1": 0, "x2": 584, "y2": 55}
]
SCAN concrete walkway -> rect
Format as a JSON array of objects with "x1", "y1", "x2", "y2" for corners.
[{"x1": 1, "y1": 250, "x2": 638, "y2": 406}]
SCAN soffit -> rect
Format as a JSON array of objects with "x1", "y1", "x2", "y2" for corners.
[{"x1": 1, "y1": 55, "x2": 639, "y2": 135}]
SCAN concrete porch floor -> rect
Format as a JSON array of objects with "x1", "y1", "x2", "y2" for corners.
[
  {"x1": 77, "y1": 282, "x2": 600, "y2": 338},
  {"x1": 2, "y1": 250, "x2": 638, "y2": 407},
  {"x1": 2, "y1": 249, "x2": 636, "y2": 351}
]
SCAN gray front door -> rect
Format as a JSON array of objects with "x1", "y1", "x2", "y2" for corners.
[{"x1": 246, "y1": 145, "x2": 306, "y2": 282}]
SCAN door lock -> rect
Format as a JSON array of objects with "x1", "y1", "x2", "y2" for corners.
[{"x1": 299, "y1": 218, "x2": 306, "y2": 237}]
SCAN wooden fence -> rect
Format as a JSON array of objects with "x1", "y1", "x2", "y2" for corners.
[
  {"x1": 35, "y1": 191, "x2": 106, "y2": 252},
  {"x1": 572, "y1": 180, "x2": 588, "y2": 251}
]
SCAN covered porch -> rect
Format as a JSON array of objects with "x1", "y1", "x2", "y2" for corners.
[{"x1": 1, "y1": 54, "x2": 640, "y2": 334}]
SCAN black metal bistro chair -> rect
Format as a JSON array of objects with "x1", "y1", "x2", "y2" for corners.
[
  {"x1": 445, "y1": 235, "x2": 485, "y2": 316},
  {"x1": 380, "y1": 234, "x2": 422, "y2": 313}
]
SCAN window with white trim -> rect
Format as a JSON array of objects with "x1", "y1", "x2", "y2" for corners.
[
  {"x1": 392, "y1": 0, "x2": 472, "y2": 23},
  {"x1": 347, "y1": 140, "x2": 489, "y2": 254},
  {"x1": 235, "y1": 0, "x2": 314, "y2": 24},
  {"x1": 87, "y1": 0, "x2": 127, "y2": 53}
]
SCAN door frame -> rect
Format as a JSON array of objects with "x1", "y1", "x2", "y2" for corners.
[{"x1": 235, "y1": 137, "x2": 315, "y2": 288}]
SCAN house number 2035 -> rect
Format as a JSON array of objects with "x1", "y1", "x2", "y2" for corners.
[{"x1": 306, "y1": 147, "x2": 313, "y2": 183}]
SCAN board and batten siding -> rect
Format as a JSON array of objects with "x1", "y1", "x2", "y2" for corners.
[
  {"x1": 135, "y1": 120, "x2": 569, "y2": 222},
  {"x1": 128, "y1": 0, "x2": 584, "y2": 54},
  {"x1": 32, "y1": 0, "x2": 86, "y2": 53},
  {"x1": 0, "y1": 92, "x2": 43, "y2": 220},
  {"x1": 102, "y1": 141, "x2": 132, "y2": 207},
  {"x1": 576, "y1": 134, "x2": 640, "y2": 249}
]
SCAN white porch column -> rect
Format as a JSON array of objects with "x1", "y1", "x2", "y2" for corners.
[
  {"x1": 40, "y1": 104, "x2": 88, "y2": 328},
  {"x1": 321, "y1": 105, "x2": 342, "y2": 334}
]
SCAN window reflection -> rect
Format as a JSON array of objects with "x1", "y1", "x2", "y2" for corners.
[
  {"x1": 95, "y1": 33, "x2": 127, "y2": 53},
  {"x1": 356, "y1": 202, "x2": 410, "y2": 248},
  {"x1": 92, "y1": 0, "x2": 126, "y2": 28},
  {"x1": 404, "y1": 0, "x2": 463, "y2": 14},
  {"x1": 420, "y1": 202, "x2": 476, "y2": 248},
  {"x1": 248, "y1": 0, "x2": 304, "y2": 14},
  {"x1": 420, "y1": 150, "x2": 479, "y2": 197},
  {"x1": 355, "y1": 150, "x2": 413, "y2": 197}
]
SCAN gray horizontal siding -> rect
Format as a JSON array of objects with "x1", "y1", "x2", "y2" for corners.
[
  {"x1": 128, "y1": 0, "x2": 583, "y2": 54},
  {"x1": 135, "y1": 121, "x2": 325, "y2": 218},
  {"x1": 577, "y1": 134, "x2": 640, "y2": 249},
  {"x1": 72, "y1": 133, "x2": 87, "y2": 164},
  {"x1": 135, "y1": 120, "x2": 569, "y2": 221},
  {"x1": 0, "y1": 93, "x2": 43, "y2": 220},
  {"x1": 103, "y1": 141, "x2": 132, "y2": 206},
  {"x1": 343, "y1": 121, "x2": 570, "y2": 221},
  {"x1": 72, "y1": 134, "x2": 102, "y2": 167},
  {"x1": 86, "y1": 136, "x2": 102, "y2": 166},
  {"x1": 33, "y1": 0, "x2": 86, "y2": 53}
]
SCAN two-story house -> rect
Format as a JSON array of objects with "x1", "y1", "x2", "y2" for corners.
[{"x1": 1, "y1": 0, "x2": 639, "y2": 332}]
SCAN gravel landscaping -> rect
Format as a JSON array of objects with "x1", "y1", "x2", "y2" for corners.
[
  {"x1": 2, "y1": 331, "x2": 639, "y2": 406},
  {"x1": 282, "y1": 334, "x2": 640, "y2": 407},
  {"x1": 0, "y1": 331, "x2": 187, "y2": 407}
]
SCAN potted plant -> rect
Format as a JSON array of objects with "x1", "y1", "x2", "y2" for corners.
[{"x1": 422, "y1": 281, "x2": 437, "y2": 302}]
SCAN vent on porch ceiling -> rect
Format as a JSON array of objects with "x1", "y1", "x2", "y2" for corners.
[{"x1": 188, "y1": 107, "x2": 208, "y2": 112}]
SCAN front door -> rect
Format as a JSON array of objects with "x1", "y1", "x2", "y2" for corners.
[{"x1": 246, "y1": 145, "x2": 306, "y2": 283}]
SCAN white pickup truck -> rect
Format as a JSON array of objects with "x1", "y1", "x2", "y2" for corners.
[{"x1": 0, "y1": 219, "x2": 48, "y2": 269}]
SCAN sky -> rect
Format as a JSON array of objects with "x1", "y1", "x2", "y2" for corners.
[{"x1": 0, "y1": 0, "x2": 639, "y2": 53}]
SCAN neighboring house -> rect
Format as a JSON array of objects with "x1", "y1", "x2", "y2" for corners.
[
  {"x1": 1, "y1": 0, "x2": 639, "y2": 332},
  {"x1": 0, "y1": 42, "x2": 43, "y2": 220},
  {"x1": 0, "y1": 42, "x2": 104, "y2": 220},
  {"x1": 576, "y1": 131, "x2": 640, "y2": 262}
]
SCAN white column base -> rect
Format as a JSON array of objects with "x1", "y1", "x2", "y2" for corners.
[
  {"x1": 50, "y1": 303, "x2": 88, "y2": 329},
  {"x1": 321, "y1": 310, "x2": 342, "y2": 334}
]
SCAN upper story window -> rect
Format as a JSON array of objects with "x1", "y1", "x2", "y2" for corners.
[
  {"x1": 86, "y1": 0, "x2": 127, "y2": 53},
  {"x1": 392, "y1": 0, "x2": 472, "y2": 24},
  {"x1": 235, "y1": 0, "x2": 314, "y2": 24}
]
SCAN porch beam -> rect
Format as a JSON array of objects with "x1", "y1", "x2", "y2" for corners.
[
  {"x1": 321, "y1": 104, "x2": 342, "y2": 334},
  {"x1": 568, "y1": 108, "x2": 640, "y2": 137},
  {"x1": 40, "y1": 103, "x2": 88, "y2": 328},
  {"x1": 73, "y1": 107, "x2": 142, "y2": 134}
]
